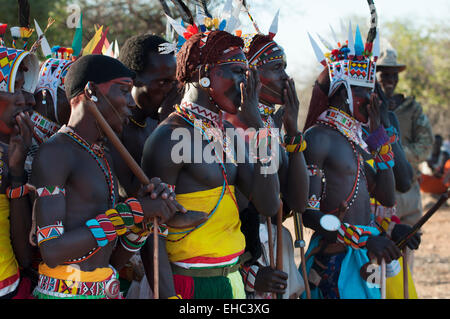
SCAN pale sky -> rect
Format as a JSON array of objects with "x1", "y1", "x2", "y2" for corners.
[{"x1": 239, "y1": 0, "x2": 450, "y2": 87}]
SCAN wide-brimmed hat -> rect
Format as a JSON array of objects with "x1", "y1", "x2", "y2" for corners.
[{"x1": 376, "y1": 47, "x2": 406, "y2": 72}]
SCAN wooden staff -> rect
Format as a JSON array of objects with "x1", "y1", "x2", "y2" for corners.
[
  {"x1": 275, "y1": 203, "x2": 283, "y2": 299},
  {"x1": 86, "y1": 102, "x2": 160, "y2": 299},
  {"x1": 293, "y1": 211, "x2": 311, "y2": 299},
  {"x1": 402, "y1": 248, "x2": 409, "y2": 299},
  {"x1": 396, "y1": 189, "x2": 449, "y2": 250},
  {"x1": 266, "y1": 216, "x2": 276, "y2": 299}
]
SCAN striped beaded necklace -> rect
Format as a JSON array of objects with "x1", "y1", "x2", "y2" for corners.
[{"x1": 59, "y1": 126, "x2": 116, "y2": 207}]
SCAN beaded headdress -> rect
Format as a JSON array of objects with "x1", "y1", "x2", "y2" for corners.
[
  {"x1": 308, "y1": 0, "x2": 380, "y2": 115},
  {"x1": 0, "y1": 46, "x2": 39, "y2": 94},
  {"x1": 0, "y1": 0, "x2": 39, "y2": 94},
  {"x1": 240, "y1": 7, "x2": 282, "y2": 68},
  {"x1": 158, "y1": 0, "x2": 243, "y2": 55}
]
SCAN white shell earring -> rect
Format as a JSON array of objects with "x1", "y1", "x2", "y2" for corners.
[
  {"x1": 199, "y1": 77, "x2": 210, "y2": 88},
  {"x1": 91, "y1": 96, "x2": 98, "y2": 102}
]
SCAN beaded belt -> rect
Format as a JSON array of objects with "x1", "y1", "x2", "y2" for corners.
[{"x1": 34, "y1": 268, "x2": 120, "y2": 299}]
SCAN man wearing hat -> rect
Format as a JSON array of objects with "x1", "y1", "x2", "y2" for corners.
[{"x1": 377, "y1": 46, "x2": 434, "y2": 271}]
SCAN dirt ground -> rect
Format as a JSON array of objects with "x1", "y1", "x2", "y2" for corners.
[{"x1": 283, "y1": 191, "x2": 450, "y2": 299}]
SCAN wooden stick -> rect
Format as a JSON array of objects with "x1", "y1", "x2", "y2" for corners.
[
  {"x1": 380, "y1": 259, "x2": 386, "y2": 299},
  {"x1": 86, "y1": 102, "x2": 159, "y2": 299},
  {"x1": 293, "y1": 211, "x2": 311, "y2": 299},
  {"x1": 403, "y1": 248, "x2": 409, "y2": 299},
  {"x1": 275, "y1": 203, "x2": 283, "y2": 299},
  {"x1": 266, "y1": 216, "x2": 276, "y2": 299},
  {"x1": 396, "y1": 189, "x2": 449, "y2": 250}
]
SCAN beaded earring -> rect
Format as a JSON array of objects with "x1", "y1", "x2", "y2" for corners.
[
  {"x1": 42, "y1": 89, "x2": 47, "y2": 105},
  {"x1": 199, "y1": 64, "x2": 210, "y2": 88}
]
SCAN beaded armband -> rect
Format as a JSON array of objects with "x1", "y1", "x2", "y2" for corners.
[
  {"x1": 6, "y1": 184, "x2": 30, "y2": 199},
  {"x1": 37, "y1": 221, "x2": 64, "y2": 246},
  {"x1": 336, "y1": 223, "x2": 374, "y2": 249},
  {"x1": 306, "y1": 194, "x2": 321, "y2": 212},
  {"x1": 86, "y1": 219, "x2": 108, "y2": 247},
  {"x1": 36, "y1": 186, "x2": 66, "y2": 197},
  {"x1": 168, "y1": 294, "x2": 183, "y2": 299},
  {"x1": 283, "y1": 132, "x2": 307, "y2": 153}
]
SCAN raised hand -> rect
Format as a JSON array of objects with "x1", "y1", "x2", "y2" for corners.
[
  {"x1": 239, "y1": 67, "x2": 263, "y2": 129},
  {"x1": 282, "y1": 78, "x2": 300, "y2": 135},
  {"x1": 367, "y1": 93, "x2": 382, "y2": 133},
  {"x1": 8, "y1": 112, "x2": 33, "y2": 177}
]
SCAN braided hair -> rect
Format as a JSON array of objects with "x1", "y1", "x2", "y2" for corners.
[{"x1": 176, "y1": 30, "x2": 244, "y2": 84}]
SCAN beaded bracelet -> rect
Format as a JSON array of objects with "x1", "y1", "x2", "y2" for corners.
[
  {"x1": 283, "y1": 132, "x2": 307, "y2": 153},
  {"x1": 336, "y1": 223, "x2": 373, "y2": 250},
  {"x1": 365, "y1": 125, "x2": 389, "y2": 153},
  {"x1": 105, "y1": 209, "x2": 127, "y2": 236},
  {"x1": 373, "y1": 150, "x2": 395, "y2": 170},
  {"x1": 86, "y1": 219, "x2": 108, "y2": 247},
  {"x1": 147, "y1": 223, "x2": 169, "y2": 238},
  {"x1": 6, "y1": 184, "x2": 30, "y2": 199},
  {"x1": 115, "y1": 202, "x2": 135, "y2": 228},
  {"x1": 95, "y1": 214, "x2": 117, "y2": 242},
  {"x1": 306, "y1": 194, "x2": 321, "y2": 212},
  {"x1": 125, "y1": 197, "x2": 144, "y2": 224},
  {"x1": 119, "y1": 228, "x2": 149, "y2": 252},
  {"x1": 168, "y1": 294, "x2": 183, "y2": 299},
  {"x1": 385, "y1": 126, "x2": 399, "y2": 144},
  {"x1": 374, "y1": 216, "x2": 399, "y2": 237}
]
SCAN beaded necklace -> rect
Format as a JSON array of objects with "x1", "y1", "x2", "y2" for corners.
[
  {"x1": 176, "y1": 101, "x2": 237, "y2": 166},
  {"x1": 129, "y1": 116, "x2": 147, "y2": 128},
  {"x1": 60, "y1": 126, "x2": 116, "y2": 207},
  {"x1": 31, "y1": 111, "x2": 61, "y2": 144},
  {"x1": 315, "y1": 108, "x2": 366, "y2": 214}
]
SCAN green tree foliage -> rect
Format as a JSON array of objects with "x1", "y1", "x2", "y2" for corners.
[{"x1": 383, "y1": 19, "x2": 450, "y2": 137}]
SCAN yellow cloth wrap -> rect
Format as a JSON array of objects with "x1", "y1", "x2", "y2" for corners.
[
  {"x1": 38, "y1": 263, "x2": 113, "y2": 282},
  {"x1": 228, "y1": 271, "x2": 246, "y2": 299},
  {"x1": 0, "y1": 194, "x2": 19, "y2": 282},
  {"x1": 386, "y1": 256, "x2": 418, "y2": 299},
  {"x1": 166, "y1": 186, "x2": 245, "y2": 262}
]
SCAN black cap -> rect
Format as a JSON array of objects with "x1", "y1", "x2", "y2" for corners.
[{"x1": 65, "y1": 54, "x2": 136, "y2": 100}]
